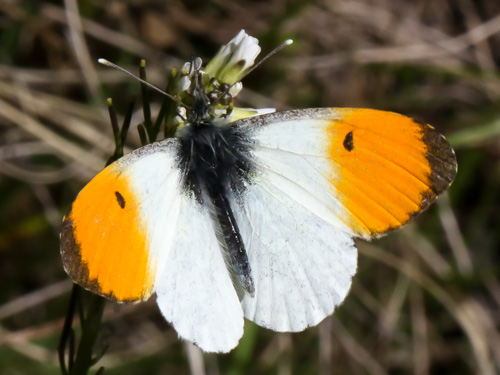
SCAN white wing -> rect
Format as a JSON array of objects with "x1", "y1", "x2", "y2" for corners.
[
  {"x1": 231, "y1": 110, "x2": 359, "y2": 331},
  {"x1": 62, "y1": 137, "x2": 243, "y2": 352},
  {"x1": 155, "y1": 192, "x2": 244, "y2": 353},
  {"x1": 126, "y1": 142, "x2": 244, "y2": 351},
  {"x1": 233, "y1": 178, "x2": 357, "y2": 331},
  {"x1": 231, "y1": 106, "x2": 455, "y2": 331}
]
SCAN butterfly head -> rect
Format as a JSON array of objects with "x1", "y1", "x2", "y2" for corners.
[{"x1": 172, "y1": 60, "x2": 240, "y2": 130}]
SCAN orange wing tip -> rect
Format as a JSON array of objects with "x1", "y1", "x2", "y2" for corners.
[
  {"x1": 367, "y1": 119, "x2": 457, "y2": 238},
  {"x1": 327, "y1": 109, "x2": 457, "y2": 239},
  {"x1": 60, "y1": 211, "x2": 153, "y2": 303}
]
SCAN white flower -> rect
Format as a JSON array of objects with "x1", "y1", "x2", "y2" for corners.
[
  {"x1": 171, "y1": 30, "x2": 279, "y2": 128},
  {"x1": 229, "y1": 82, "x2": 243, "y2": 97},
  {"x1": 177, "y1": 76, "x2": 191, "y2": 92},
  {"x1": 205, "y1": 30, "x2": 261, "y2": 84}
]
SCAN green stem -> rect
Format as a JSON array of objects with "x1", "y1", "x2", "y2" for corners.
[
  {"x1": 70, "y1": 295, "x2": 106, "y2": 375},
  {"x1": 58, "y1": 284, "x2": 80, "y2": 375}
]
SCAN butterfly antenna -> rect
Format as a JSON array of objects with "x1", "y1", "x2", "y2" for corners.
[
  {"x1": 98, "y1": 59, "x2": 189, "y2": 109},
  {"x1": 239, "y1": 38, "x2": 293, "y2": 81}
]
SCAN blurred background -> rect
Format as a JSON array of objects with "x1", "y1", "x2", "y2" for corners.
[{"x1": 1, "y1": 0, "x2": 499, "y2": 374}]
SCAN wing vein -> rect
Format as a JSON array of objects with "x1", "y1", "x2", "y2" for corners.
[
  {"x1": 263, "y1": 159, "x2": 404, "y2": 227},
  {"x1": 255, "y1": 143, "x2": 430, "y2": 189},
  {"x1": 252, "y1": 159, "x2": 371, "y2": 233}
]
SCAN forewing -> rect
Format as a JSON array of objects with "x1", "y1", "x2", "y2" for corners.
[
  {"x1": 61, "y1": 139, "x2": 182, "y2": 303},
  {"x1": 236, "y1": 108, "x2": 457, "y2": 239},
  {"x1": 155, "y1": 193, "x2": 244, "y2": 353}
]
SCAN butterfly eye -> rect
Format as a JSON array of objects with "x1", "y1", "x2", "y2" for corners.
[
  {"x1": 208, "y1": 91, "x2": 219, "y2": 103},
  {"x1": 220, "y1": 92, "x2": 233, "y2": 106}
]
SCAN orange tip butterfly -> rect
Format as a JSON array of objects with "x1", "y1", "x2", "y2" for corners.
[{"x1": 60, "y1": 31, "x2": 457, "y2": 353}]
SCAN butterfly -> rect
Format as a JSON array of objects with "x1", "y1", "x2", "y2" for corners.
[{"x1": 60, "y1": 35, "x2": 457, "y2": 353}]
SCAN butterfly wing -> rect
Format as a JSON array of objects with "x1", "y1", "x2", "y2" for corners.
[
  {"x1": 61, "y1": 138, "x2": 243, "y2": 352},
  {"x1": 231, "y1": 107, "x2": 456, "y2": 331},
  {"x1": 61, "y1": 140, "x2": 183, "y2": 302},
  {"x1": 236, "y1": 108, "x2": 457, "y2": 239},
  {"x1": 155, "y1": 193, "x2": 243, "y2": 353},
  {"x1": 233, "y1": 179, "x2": 357, "y2": 331}
]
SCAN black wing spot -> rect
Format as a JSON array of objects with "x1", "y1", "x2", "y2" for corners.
[
  {"x1": 115, "y1": 191, "x2": 126, "y2": 209},
  {"x1": 343, "y1": 131, "x2": 354, "y2": 151}
]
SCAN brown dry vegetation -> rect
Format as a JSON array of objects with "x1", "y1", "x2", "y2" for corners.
[{"x1": 1, "y1": 0, "x2": 499, "y2": 374}]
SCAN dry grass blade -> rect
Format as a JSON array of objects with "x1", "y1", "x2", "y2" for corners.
[
  {"x1": 63, "y1": 0, "x2": 100, "y2": 100},
  {"x1": 379, "y1": 274, "x2": 410, "y2": 337},
  {"x1": 410, "y1": 280, "x2": 429, "y2": 375},
  {"x1": 0, "y1": 97, "x2": 104, "y2": 172},
  {"x1": 0, "y1": 160, "x2": 80, "y2": 184},
  {"x1": 438, "y1": 193, "x2": 473, "y2": 275},
  {"x1": 0, "y1": 280, "x2": 72, "y2": 321},
  {"x1": 401, "y1": 228, "x2": 452, "y2": 277},
  {"x1": 40, "y1": 4, "x2": 169, "y2": 62},
  {"x1": 290, "y1": 6, "x2": 500, "y2": 70},
  {"x1": 185, "y1": 342, "x2": 206, "y2": 375},
  {"x1": 0, "y1": 325, "x2": 59, "y2": 365},
  {"x1": 318, "y1": 318, "x2": 333, "y2": 375},
  {"x1": 359, "y1": 242, "x2": 495, "y2": 374},
  {"x1": 455, "y1": 300, "x2": 496, "y2": 375},
  {"x1": 331, "y1": 318, "x2": 388, "y2": 375}
]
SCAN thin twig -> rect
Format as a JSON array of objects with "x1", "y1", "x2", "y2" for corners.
[
  {"x1": 63, "y1": 0, "x2": 101, "y2": 100},
  {"x1": 185, "y1": 342, "x2": 206, "y2": 375},
  {"x1": 331, "y1": 318, "x2": 388, "y2": 375},
  {"x1": 41, "y1": 4, "x2": 170, "y2": 62},
  {"x1": 0, "y1": 280, "x2": 72, "y2": 321},
  {"x1": 0, "y1": 98, "x2": 104, "y2": 173},
  {"x1": 437, "y1": 193, "x2": 473, "y2": 275}
]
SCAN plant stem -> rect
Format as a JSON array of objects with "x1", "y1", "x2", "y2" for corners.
[{"x1": 70, "y1": 294, "x2": 106, "y2": 375}]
